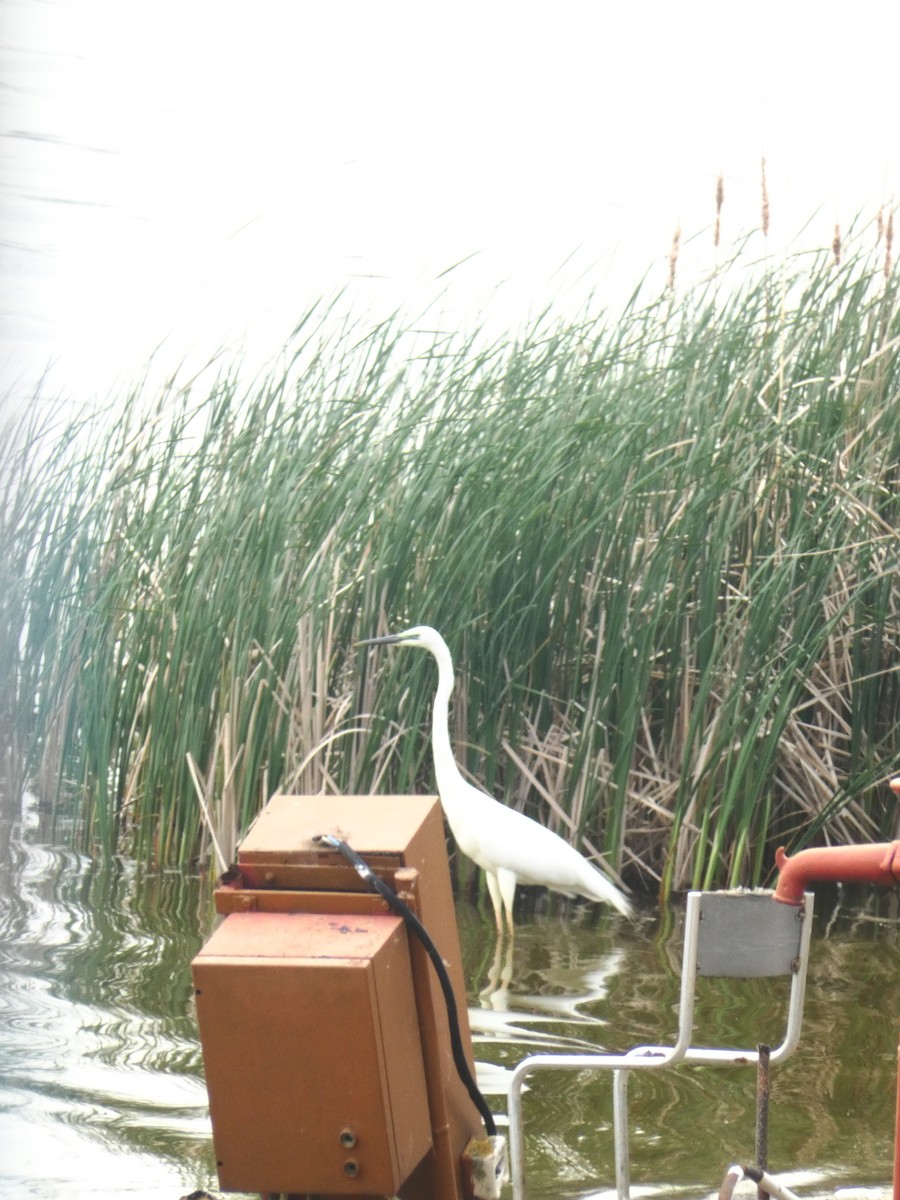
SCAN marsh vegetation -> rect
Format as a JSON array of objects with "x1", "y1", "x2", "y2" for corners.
[{"x1": 3, "y1": 227, "x2": 899, "y2": 899}]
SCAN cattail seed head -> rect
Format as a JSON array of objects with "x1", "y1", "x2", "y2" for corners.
[
  {"x1": 668, "y1": 225, "x2": 681, "y2": 292},
  {"x1": 832, "y1": 223, "x2": 841, "y2": 266},
  {"x1": 885, "y1": 208, "x2": 894, "y2": 278},
  {"x1": 761, "y1": 158, "x2": 770, "y2": 238},
  {"x1": 714, "y1": 175, "x2": 724, "y2": 247}
]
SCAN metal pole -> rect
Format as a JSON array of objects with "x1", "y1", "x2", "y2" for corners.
[
  {"x1": 612, "y1": 1069, "x2": 630, "y2": 1200},
  {"x1": 756, "y1": 1043, "x2": 770, "y2": 1200}
]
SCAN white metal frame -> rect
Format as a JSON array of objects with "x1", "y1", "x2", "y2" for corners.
[{"x1": 506, "y1": 890, "x2": 815, "y2": 1200}]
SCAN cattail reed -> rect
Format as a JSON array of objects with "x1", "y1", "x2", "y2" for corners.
[
  {"x1": 714, "y1": 175, "x2": 724, "y2": 247},
  {"x1": 761, "y1": 158, "x2": 770, "y2": 238},
  {"x1": 668, "y1": 224, "x2": 681, "y2": 291},
  {"x1": 887, "y1": 211, "x2": 894, "y2": 278},
  {"x1": 833, "y1": 223, "x2": 842, "y2": 265},
  {"x1": 4, "y1": 223, "x2": 899, "y2": 894}
]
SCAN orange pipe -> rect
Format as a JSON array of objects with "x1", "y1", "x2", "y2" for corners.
[
  {"x1": 774, "y1": 777, "x2": 900, "y2": 1194},
  {"x1": 774, "y1": 776, "x2": 900, "y2": 905},
  {"x1": 773, "y1": 841, "x2": 900, "y2": 905}
]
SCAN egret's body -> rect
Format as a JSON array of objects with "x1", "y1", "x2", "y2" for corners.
[{"x1": 359, "y1": 625, "x2": 633, "y2": 933}]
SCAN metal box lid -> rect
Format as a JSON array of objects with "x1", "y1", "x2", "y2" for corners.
[{"x1": 235, "y1": 794, "x2": 442, "y2": 891}]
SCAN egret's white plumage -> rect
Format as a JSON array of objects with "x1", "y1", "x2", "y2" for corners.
[{"x1": 358, "y1": 625, "x2": 633, "y2": 933}]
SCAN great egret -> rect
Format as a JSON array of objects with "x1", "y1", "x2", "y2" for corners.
[{"x1": 358, "y1": 625, "x2": 633, "y2": 933}]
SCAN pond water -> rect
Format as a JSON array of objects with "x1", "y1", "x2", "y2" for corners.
[{"x1": 1, "y1": 789, "x2": 897, "y2": 1199}]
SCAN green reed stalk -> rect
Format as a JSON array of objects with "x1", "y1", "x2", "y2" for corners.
[{"x1": 4, "y1": 230, "x2": 899, "y2": 897}]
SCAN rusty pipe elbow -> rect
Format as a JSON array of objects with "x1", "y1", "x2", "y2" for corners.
[{"x1": 774, "y1": 841, "x2": 900, "y2": 905}]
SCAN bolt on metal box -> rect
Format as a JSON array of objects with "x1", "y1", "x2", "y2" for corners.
[{"x1": 192, "y1": 908, "x2": 432, "y2": 1195}]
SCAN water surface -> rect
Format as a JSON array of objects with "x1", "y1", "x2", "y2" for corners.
[{"x1": 1, "y1": 791, "x2": 897, "y2": 1198}]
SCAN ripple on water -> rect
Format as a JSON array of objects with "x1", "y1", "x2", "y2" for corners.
[
  {"x1": 0, "y1": 800, "x2": 224, "y2": 1198},
  {"x1": 2, "y1": 790, "x2": 897, "y2": 1198}
]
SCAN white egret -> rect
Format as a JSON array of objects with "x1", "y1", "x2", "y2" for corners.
[{"x1": 358, "y1": 625, "x2": 633, "y2": 933}]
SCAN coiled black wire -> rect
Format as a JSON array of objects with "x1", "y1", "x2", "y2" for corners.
[{"x1": 313, "y1": 834, "x2": 497, "y2": 1138}]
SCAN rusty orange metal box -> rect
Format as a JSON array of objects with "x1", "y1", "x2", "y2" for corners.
[
  {"x1": 220, "y1": 795, "x2": 478, "y2": 1082},
  {"x1": 234, "y1": 793, "x2": 451, "y2": 896},
  {"x1": 192, "y1": 909, "x2": 432, "y2": 1195}
]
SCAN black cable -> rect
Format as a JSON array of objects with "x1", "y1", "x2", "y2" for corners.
[{"x1": 313, "y1": 834, "x2": 497, "y2": 1138}]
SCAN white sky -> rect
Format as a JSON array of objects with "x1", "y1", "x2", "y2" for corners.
[{"x1": 1, "y1": 0, "x2": 898, "y2": 409}]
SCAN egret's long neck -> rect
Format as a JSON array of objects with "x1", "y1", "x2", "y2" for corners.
[{"x1": 428, "y1": 641, "x2": 466, "y2": 802}]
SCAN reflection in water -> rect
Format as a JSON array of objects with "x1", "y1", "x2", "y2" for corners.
[
  {"x1": 0, "y1": 793, "x2": 221, "y2": 1198},
  {"x1": 1, "y1": 789, "x2": 897, "y2": 1199},
  {"x1": 459, "y1": 893, "x2": 898, "y2": 1199},
  {"x1": 470, "y1": 929, "x2": 628, "y2": 1082}
]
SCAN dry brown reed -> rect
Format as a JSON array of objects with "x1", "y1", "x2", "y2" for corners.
[{"x1": 885, "y1": 207, "x2": 894, "y2": 277}]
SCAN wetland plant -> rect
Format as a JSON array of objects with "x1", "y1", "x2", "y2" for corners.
[{"x1": 3, "y1": 228, "x2": 899, "y2": 898}]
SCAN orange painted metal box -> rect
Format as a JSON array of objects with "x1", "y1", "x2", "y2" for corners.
[
  {"x1": 192, "y1": 909, "x2": 432, "y2": 1195},
  {"x1": 234, "y1": 793, "x2": 446, "y2": 893}
]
